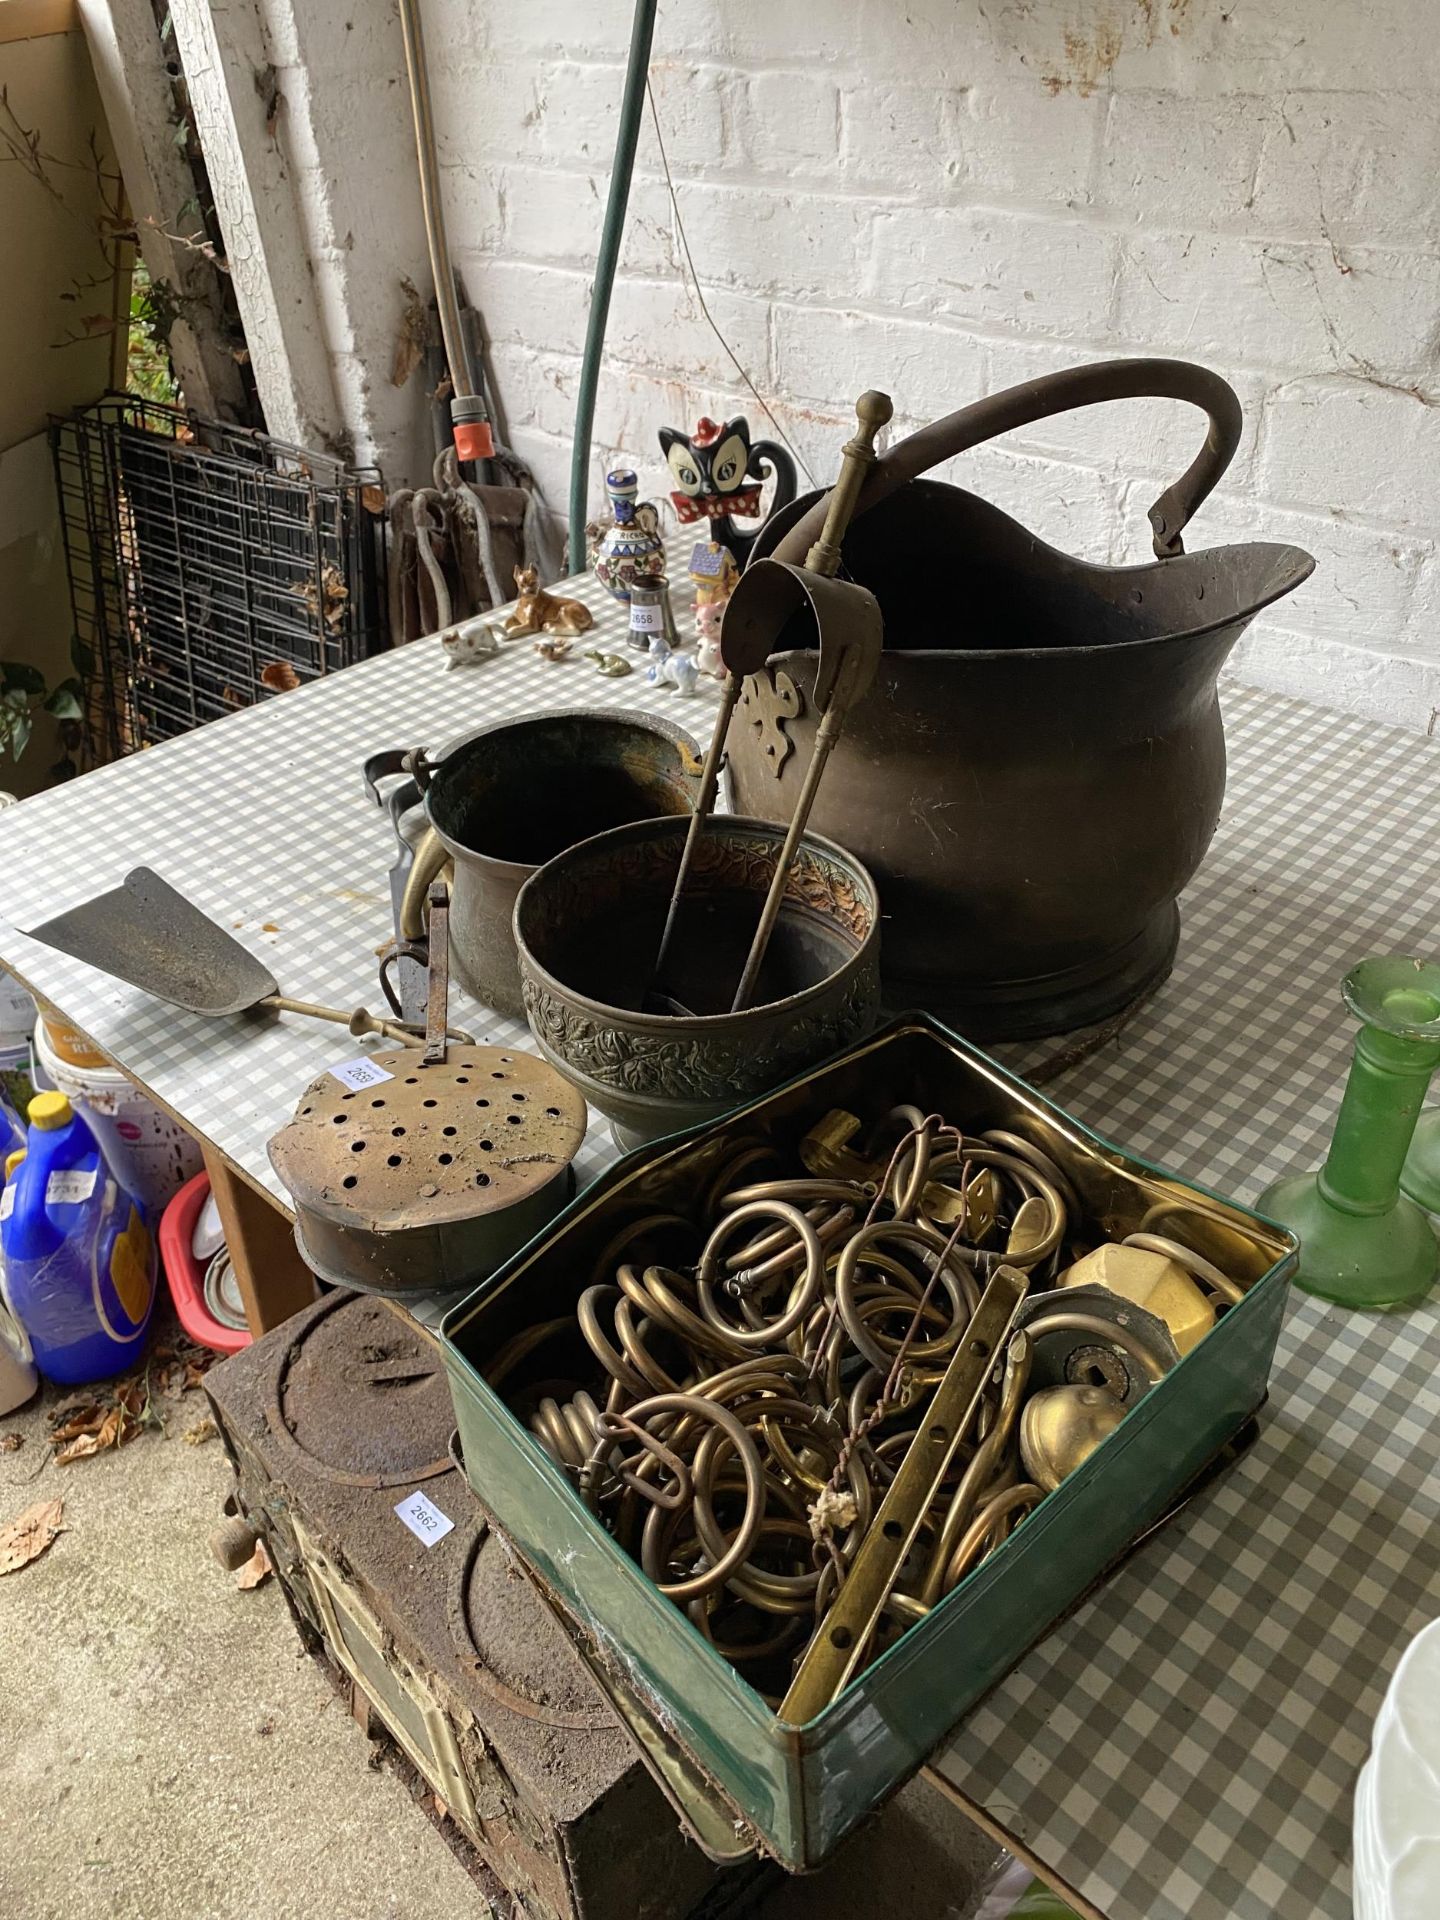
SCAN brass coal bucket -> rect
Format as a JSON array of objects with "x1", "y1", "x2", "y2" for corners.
[{"x1": 735, "y1": 358, "x2": 1315, "y2": 1039}]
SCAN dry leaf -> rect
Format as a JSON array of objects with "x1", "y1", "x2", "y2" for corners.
[
  {"x1": 361, "y1": 484, "x2": 386, "y2": 516},
  {"x1": 234, "y1": 1539, "x2": 272, "y2": 1590},
  {"x1": 295, "y1": 564, "x2": 350, "y2": 633},
  {"x1": 54, "y1": 1403, "x2": 136, "y2": 1465},
  {"x1": 0, "y1": 1497, "x2": 64, "y2": 1575},
  {"x1": 0, "y1": 1433, "x2": 23, "y2": 1453},
  {"x1": 50, "y1": 1396, "x2": 103, "y2": 1433},
  {"x1": 50, "y1": 1405, "x2": 105, "y2": 1445},
  {"x1": 259, "y1": 661, "x2": 300, "y2": 693},
  {"x1": 183, "y1": 1419, "x2": 217, "y2": 1447},
  {"x1": 390, "y1": 274, "x2": 430, "y2": 388}
]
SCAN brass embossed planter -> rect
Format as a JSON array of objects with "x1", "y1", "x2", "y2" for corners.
[{"x1": 514, "y1": 817, "x2": 880, "y2": 1143}]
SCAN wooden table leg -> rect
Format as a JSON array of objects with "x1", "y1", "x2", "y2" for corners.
[{"x1": 201, "y1": 1145, "x2": 317, "y2": 1336}]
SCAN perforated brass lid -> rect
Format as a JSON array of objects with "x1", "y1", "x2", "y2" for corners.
[{"x1": 269, "y1": 1044, "x2": 587, "y2": 1233}]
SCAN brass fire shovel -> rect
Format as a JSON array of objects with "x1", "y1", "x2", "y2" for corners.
[{"x1": 20, "y1": 866, "x2": 464, "y2": 1048}]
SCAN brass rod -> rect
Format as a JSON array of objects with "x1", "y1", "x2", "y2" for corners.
[
  {"x1": 260, "y1": 995, "x2": 425, "y2": 1049},
  {"x1": 779, "y1": 1265, "x2": 1028, "y2": 1726},
  {"x1": 728, "y1": 705, "x2": 842, "y2": 1013},
  {"x1": 649, "y1": 671, "x2": 743, "y2": 994},
  {"x1": 804, "y1": 390, "x2": 893, "y2": 578}
]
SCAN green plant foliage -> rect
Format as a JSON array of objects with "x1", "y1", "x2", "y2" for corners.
[
  {"x1": 0, "y1": 662, "x2": 87, "y2": 773},
  {"x1": 128, "y1": 261, "x2": 180, "y2": 405}
]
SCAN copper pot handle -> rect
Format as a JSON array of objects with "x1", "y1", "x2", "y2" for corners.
[{"x1": 769, "y1": 357, "x2": 1242, "y2": 565}]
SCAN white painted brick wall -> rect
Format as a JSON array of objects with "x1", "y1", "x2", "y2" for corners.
[{"x1": 218, "y1": 0, "x2": 1440, "y2": 729}]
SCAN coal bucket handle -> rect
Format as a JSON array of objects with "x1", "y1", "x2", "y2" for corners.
[{"x1": 770, "y1": 357, "x2": 1242, "y2": 563}]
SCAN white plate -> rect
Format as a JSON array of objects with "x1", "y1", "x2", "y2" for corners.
[{"x1": 191, "y1": 1190, "x2": 225, "y2": 1262}]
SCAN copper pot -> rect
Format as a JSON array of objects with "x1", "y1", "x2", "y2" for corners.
[{"x1": 414, "y1": 710, "x2": 701, "y2": 1019}]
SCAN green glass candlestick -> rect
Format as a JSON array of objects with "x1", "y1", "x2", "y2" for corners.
[
  {"x1": 1259, "y1": 957, "x2": 1440, "y2": 1310},
  {"x1": 1401, "y1": 1105, "x2": 1440, "y2": 1213}
]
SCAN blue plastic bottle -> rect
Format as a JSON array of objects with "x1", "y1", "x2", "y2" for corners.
[{"x1": 2, "y1": 1091, "x2": 156, "y2": 1384}]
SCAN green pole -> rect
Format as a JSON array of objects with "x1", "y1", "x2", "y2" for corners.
[{"x1": 568, "y1": 0, "x2": 658, "y2": 574}]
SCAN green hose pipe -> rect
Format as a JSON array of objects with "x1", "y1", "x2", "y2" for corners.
[
  {"x1": 1259, "y1": 957, "x2": 1440, "y2": 1309},
  {"x1": 568, "y1": 0, "x2": 657, "y2": 573}
]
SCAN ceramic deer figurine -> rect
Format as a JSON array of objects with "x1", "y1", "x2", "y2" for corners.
[{"x1": 501, "y1": 566, "x2": 594, "y2": 639}]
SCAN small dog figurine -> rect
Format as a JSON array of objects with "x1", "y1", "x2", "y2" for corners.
[
  {"x1": 502, "y1": 565, "x2": 594, "y2": 639},
  {"x1": 440, "y1": 620, "x2": 502, "y2": 670}
]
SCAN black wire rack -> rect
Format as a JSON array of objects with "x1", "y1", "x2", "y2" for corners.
[{"x1": 51, "y1": 395, "x2": 387, "y2": 758}]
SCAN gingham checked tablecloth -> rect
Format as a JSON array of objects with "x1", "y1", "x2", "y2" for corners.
[{"x1": 0, "y1": 545, "x2": 1436, "y2": 1920}]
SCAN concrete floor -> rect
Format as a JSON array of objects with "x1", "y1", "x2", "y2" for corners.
[{"x1": 0, "y1": 1344, "x2": 1004, "y2": 1920}]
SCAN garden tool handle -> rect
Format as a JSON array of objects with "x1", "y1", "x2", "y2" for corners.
[{"x1": 770, "y1": 357, "x2": 1242, "y2": 564}]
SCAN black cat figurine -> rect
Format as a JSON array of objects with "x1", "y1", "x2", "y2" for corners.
[{"x1": 657, "y1": 416, "x2": 797, "y2": 566}]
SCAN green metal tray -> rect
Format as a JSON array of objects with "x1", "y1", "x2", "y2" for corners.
[{"x1": 441, "y1": 1014, "x2": 1297, "y2": 1871}]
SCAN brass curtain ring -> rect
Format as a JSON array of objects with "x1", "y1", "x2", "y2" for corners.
[
  {"x1": 697, "y1": 1202, "x2": 825, "y2": 1349},
  {"x1": 631, "y1": 1394, "x2": 766, "y2": 1600}
]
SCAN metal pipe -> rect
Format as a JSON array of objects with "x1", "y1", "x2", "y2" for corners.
[
  {"x1": 568, "y1": 0, "x2": 658, "y2": 569},
  {"x1": 396, "y1": 0, "x2": 477, "y2": 401}
]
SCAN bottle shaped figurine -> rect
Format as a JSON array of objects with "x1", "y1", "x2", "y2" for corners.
[
  {"x1": 1, "y1": 1092, "x2": 156, "y2": 1384},
  {"x1": 590, "y1": 469, "x2": 666, "y2": 604}
]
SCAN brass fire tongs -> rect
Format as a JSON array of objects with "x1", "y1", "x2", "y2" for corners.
[{"x1": 650, "y1": 392, "x2": 890, "y2": 1014}]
